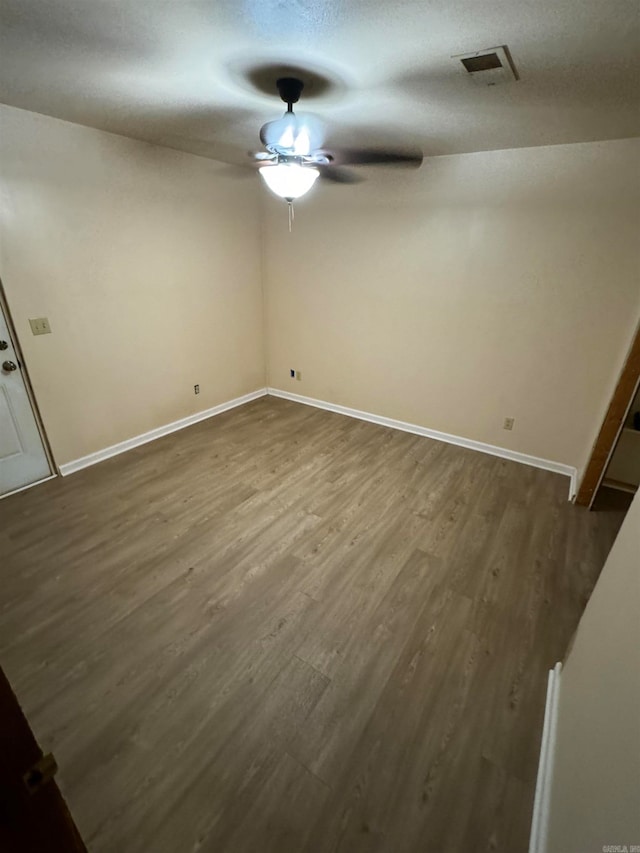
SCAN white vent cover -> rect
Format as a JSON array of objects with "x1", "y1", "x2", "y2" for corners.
[{"x1": 452, "y1": 46, "x2": 518, "y2": 86}]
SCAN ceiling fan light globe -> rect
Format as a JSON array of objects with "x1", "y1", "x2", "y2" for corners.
[{"x1": 259, "y1": 163, "x2": 319, "y2": 200}]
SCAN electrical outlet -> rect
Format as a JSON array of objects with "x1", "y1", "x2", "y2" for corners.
[
  {"x1": 503, "y1": 417, "x2": 515, "y2": 431},
  {"x1": 290, "y1": 369, "x2": 295, "y2": 378},
  {"x1": 29, "y1": 317, "x2": 51, "y2": 336},
  {"x1": 296, "y1": 370, "x2": 302, "y2": 381},
  {"x1": 194, "y1": 384, "x2": 200, "y2": 395}
]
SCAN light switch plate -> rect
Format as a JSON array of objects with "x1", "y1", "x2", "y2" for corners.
[{"x1": 29, "y1": 317, "x2": 51, "y2": 336}]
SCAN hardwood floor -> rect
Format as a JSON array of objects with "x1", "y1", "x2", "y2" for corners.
[{"x1": 0, "y1": 397, "x2": 626, "y2": 852}]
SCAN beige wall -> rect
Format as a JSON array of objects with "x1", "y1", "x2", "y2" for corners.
[
  {"x1": 263, "y1": 139, "x2": 640, "y2": 473},
  {"x1": 546, "y1": 490, "x2": 640, "y2": 851},
  {"x1": 0, "y1": 105, "x2": 264, "y2": 466},
  {"x1": 2, "y1": 107, "x2": 638, "y2": 477}
]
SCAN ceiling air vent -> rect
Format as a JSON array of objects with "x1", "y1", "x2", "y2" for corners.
[{"x1": 452, "y1": 45, "x2": 518, "y2": 86}]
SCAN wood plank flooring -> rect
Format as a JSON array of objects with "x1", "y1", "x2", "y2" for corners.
[{"x1": 0, "y1": 397, "x2": 626, "y2": 852}]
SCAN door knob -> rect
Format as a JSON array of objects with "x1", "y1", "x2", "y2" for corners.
[{"x1": 2, "y1": 360, "x2": 17, "y2": 372}]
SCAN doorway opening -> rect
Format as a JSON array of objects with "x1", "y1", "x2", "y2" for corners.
[{"x1": 576, "y1": 323, "x2": 640, "y2": 510}]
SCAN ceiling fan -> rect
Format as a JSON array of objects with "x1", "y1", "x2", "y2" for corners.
[{"x1": 251, "y1": 77, "x2": 423, "y2": 208}]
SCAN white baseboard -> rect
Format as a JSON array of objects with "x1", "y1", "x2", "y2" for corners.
[
  {"x1": 529, "y1": 662, "x2": 562, "y2": 853},
  {"x1": 268, "y1": 388, "x2": 578, "y2": 500},
  {"x1": 57, "y1": 386, "x2": 578, "y2": 499},
  {"x1": 569, "y1": 470, "x2": 578, "y2": 502},
  {"x1": 59, "y1": 388, "x2": 268, "y2": 476}
]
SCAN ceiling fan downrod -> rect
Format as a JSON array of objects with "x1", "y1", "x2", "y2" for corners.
[{"x1": 276, "y1": 77, "x2": 304, "y2": 113}]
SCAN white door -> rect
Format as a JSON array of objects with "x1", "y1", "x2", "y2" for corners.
[{"x1": 0, "y1": 307, "x2": 51, "y2": 497}]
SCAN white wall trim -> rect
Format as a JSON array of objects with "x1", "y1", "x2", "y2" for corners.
[
  {"x1": 529, "y1": 661, "x2": 562, "y2": 853},
  {"x1": 569, "y1": 469, "x2": 578, "y2": 502},
  {"x1": 57, "y1": 386, "x2": 578, "y2": 497},
  {"x1": 268, "y1": 388, "x2": 578, "y2": 499},
  {"x1": 59, "y1": 388, "x2": 268, "y2": 476}
]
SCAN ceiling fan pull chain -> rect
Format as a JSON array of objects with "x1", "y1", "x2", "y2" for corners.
[{"x1": 288, "y1": 200, "x2": 294, "y2": 233}]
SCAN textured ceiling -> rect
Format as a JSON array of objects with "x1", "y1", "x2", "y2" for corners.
[{"x1": 1, "y1": 0, "x2": 639, "y2": 165}]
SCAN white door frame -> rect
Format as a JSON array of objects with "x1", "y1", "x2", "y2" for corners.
[{"x1": 0, "y1": 280, "x2": 57, "y2": 498}]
